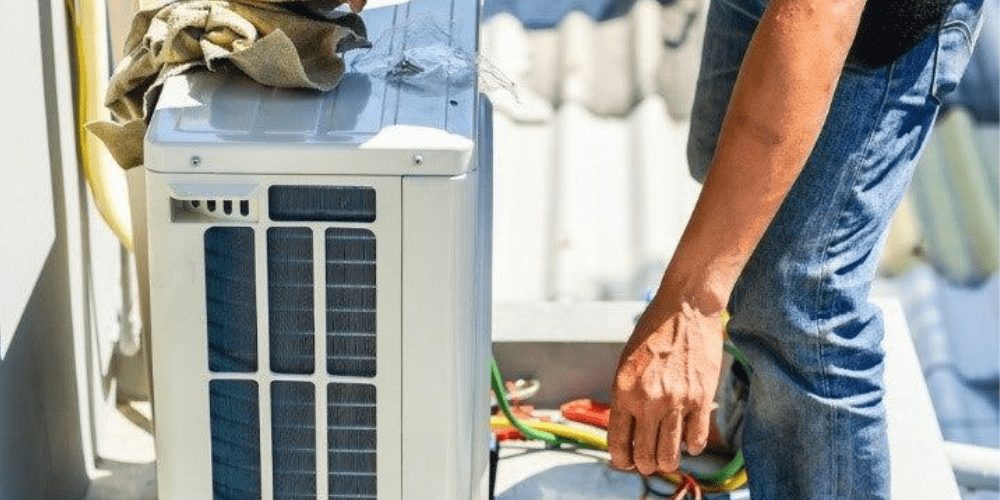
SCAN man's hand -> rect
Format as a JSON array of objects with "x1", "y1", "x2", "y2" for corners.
[{"x1": 609, "y1": 295, "x2": 724, "y2": 476}]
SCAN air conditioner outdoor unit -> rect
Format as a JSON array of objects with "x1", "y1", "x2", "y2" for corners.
[{"x1": 142, "y1": 3, "x2": 491, "y2": 499}]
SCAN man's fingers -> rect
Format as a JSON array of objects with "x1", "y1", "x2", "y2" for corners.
[
  {"x1": 656, "y1": 410, "x2": 684, "y2": 473},
  {"x1": 683, "y1": 404, "x2": 712, "y2": 456},
  {"x1": 607, "y1": 408, "x2": 636, "y2": 470},
  {"x1": 633, "y1": 416, "x2": 660, "y2": 476},
  {"x1": 346, "y1": 0, "x2": 366, "y2": 12}
]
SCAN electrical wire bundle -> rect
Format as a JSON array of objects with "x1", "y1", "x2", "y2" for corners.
[{"x1": 489, "y1": 343, "x2": 752, "y2": 499}]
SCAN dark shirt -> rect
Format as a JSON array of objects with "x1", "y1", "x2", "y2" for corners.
[{"x1": 849, "y1": 0, "x2": 957, "y2": 67}]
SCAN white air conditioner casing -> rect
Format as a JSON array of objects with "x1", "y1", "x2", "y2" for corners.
[{"x1": 143, "y1": 3, "x2": 491, "y2": 499}]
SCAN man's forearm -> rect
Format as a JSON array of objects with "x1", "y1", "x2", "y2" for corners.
[{"x1": 663, "y1": 0, "x2": 868, "y2": 311}]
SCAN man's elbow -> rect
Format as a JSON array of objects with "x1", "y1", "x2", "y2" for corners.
[{"x1": 768, "y1": 0, "x2": 867, "y2": 49}]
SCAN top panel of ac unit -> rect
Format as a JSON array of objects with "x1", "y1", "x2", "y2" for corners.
[{"x1": 145, "y1": 0, "x2": 480, "y2": 176}]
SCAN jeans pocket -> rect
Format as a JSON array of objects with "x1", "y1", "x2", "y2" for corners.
[{"x1": 932, "y1": 21, "x2": 976, "y2": 103}]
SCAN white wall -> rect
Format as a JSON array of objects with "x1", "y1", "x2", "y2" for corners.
[{"x1": 0, "y1": 0, "x2": 101, "y2": 498}]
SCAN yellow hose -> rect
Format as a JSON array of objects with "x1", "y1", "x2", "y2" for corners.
[{"x1": 69, "y1": 0, "x2": 134, "y2": 250}]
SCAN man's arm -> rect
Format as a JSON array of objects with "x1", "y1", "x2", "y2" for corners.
[{"x1": 608, "y1": 0, "x2": 868, "y2": 475}]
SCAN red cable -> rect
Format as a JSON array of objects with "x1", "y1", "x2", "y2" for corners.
[{"x1": 560, "y1": 399, "x2": 611, "y2": 429}]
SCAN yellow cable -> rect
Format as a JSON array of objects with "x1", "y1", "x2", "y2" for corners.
[
  {"x1": 69, "y1": 0, "x2": 135, "y2": 250},
  {"x1": 693, "y1": 469, "x2": 748, "y2": 493},
  {"x1": 647, "y1": 469, "x2": 748, "y2": 494},
  {"x1": 491, "y1": 416, "x2": 608, "y2": 450}
]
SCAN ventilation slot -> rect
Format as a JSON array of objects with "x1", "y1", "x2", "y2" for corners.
[
  {"x1": 171, "y1": 197, "x2": 257, "y2": 222},
  {"x1": 269, "y1": 186, "x2": 376, "y2": 222},
  {"x1": 271, "y1": 381, "x2": 316, "y2": 500},
  {"x1": 328, "y1": 383, "x2": 377, "y2": 499},
  {"x1": 326, "y1": 228, "x2": 376, "y2": 377},
  {"x1": 210, "y1": 380, "x2": 261, "y2": 500},
  {"x1": 205, "y1": 227, "x2": 257, "y2": 372},
  {"x1": 268, "y1": 228, "x2": 314, "y2": 374}
]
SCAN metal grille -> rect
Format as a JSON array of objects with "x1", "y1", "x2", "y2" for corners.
[
  {"x1": 271, "y1": 381, "x2": 316, "y2": 500},
  {"x1": 269, "y1": 186, "x2": 376, "y2": 223},
  {"x1": 205, "y1": 227, "x2": 257, "y2": 372},
  {"x1": 268, "y1": 227, "x2": 315, "y2": 374},
  {"x1": 326, "y1": 228, "x2": 377, "y2": 377},
  {"x1": 205, "y1": 186, "x2": 381, "y2": 499},
  {"x1": 210, "y1": 380, "x2": 261, "y2": 500},
  {"x1": 328, "y1": 383, "x2": 377, "y2": 499}
]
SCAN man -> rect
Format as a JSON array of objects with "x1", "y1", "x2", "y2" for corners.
[{"x1": 608, "y1": 0, "x2": 983, "y2": 497}]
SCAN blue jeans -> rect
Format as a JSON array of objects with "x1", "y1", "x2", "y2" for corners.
[
  {"x1": 687, "y1": 0, "x2": 984, "y2": 498},
  {"x1": 944, "y1": 0, "x2": 999, "y2": 122}
]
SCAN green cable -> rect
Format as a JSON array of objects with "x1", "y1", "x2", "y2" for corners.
[
  {"x1": 694, "y1": 451, "x2": 745, "y2": 485},
  {"x1": 491, "y1": 358, "x2": 567, "y2": 446},
  {"x1": 692, "y1": 342, "x2": 753, "y2": 485},
  {"x1": 724, "y1": 343, "x2": 753, "y2": 376}
]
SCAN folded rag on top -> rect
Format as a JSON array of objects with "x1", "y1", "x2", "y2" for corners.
[{"x1": 87, "y1": 0, "x2": 370, "y2": 169}]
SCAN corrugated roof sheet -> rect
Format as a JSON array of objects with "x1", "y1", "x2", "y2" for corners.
[
  {"x1": 484, "y1": 0, "x2": 704, "y2": 120},
  {"x1": 483, "y1": 0, "x2": 707, "y2": 302},
  {"x1": 908, "y1": 110, "x2": 999, "y2": 285}
]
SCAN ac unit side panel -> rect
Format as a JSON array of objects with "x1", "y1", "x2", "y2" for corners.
[
  {"x1": 471, "y1": 96, "x2": 494, "y2": 500},
  {"x1": 401, "y1": 172, "x2": 488, "y2": 500},
  {"x1": 146, "y1": 171, "x2": 402, "y2": 500}
]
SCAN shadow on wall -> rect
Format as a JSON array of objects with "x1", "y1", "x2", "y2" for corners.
[{"x1": 0, "y1": 250, "x2": 89, "y2": 500}]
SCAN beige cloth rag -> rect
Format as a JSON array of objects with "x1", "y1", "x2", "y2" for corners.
[{"x1": 87, "y1": 0, "x2": 368, "y2": 169}]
